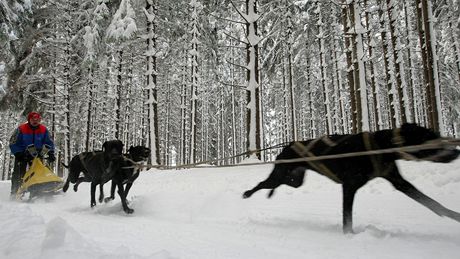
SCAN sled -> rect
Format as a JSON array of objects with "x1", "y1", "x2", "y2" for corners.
[{"x1": 16, "y1": 145, "x2": 63, "y2": 200}]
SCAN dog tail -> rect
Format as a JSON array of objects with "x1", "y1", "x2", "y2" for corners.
[{"x1": 61, "y1": 162, "x2": 69, "y2": 168}]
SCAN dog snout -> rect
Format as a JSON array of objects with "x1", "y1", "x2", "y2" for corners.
[
  {"x1": 110, "y1": 152, "x2": 121, "y2": 159},
  {"x1": 142, "y1": 148, "x2": 151, "y2": 158},
  {"x1": 107, "y1": 148, "x2": 123, "y2": 160},
  {"x1": 427, "y1": 149, "x2": 460, "y2": 163}
]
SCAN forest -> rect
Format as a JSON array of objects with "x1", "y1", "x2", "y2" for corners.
[{"x1": 1, "y1": 0, "x2": 459, "y2": 179}]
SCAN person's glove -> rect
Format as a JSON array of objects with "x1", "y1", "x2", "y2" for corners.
[
  {"x1": 14, "y1": 151, "x2": 33, "y2": 162},
  {"x1": 47, "y1": 152, "x2": 56, "y2": 163}
]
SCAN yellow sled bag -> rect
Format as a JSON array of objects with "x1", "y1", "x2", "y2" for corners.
[{"x1": 16, "y1": 157, "x2": 63, "y2": 199}]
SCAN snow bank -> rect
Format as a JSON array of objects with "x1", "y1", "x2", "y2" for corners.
[{"x1": 0, "y1": 159, "x2": 459, "y2": 258}]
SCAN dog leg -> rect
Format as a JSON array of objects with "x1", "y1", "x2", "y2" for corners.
[
  {"x1": 124, "y1": 182, "x2": 133, "y2": 199},
  {"x1": 63, "y1": 168, "x2": 79, "y2": 192},
  {"x1": 62, "y1": 179, "x2": 70, "y2": 192},
  {"x1": 73, "y1": 178, "x2": 84, "y2": 192},
  {"x1": 125, "y1": 173, "x2": 139, "y2": 196},
  {"x1": 385, "y1": 172, "x2": 460, "y2": 223},
  {"x1": 98, "y1": 184, "x2": 104, "y2": 203},
  {"x1": 90, "y1": 183, "x2": 97, "y2": 207},
  {"x1": 243, "y1": 180, "x2": 281, "y2": 199},
  {"x1": 342, "y1": 184, "x2": 360, "y2": 234},
  {"x1": 104, "y1": 181, "x2": 117, "y2": 203},
  {"x1": 117, "y1": 182, "x2": 134, "y2": 214}
]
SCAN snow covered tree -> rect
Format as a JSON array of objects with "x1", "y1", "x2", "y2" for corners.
[
  {"x1": 106, "y1": 0, "x2": 138, "y2": 140},
  {"x1": 188, "y1": 0, "x2": 203, "y2": 164},
  {"x1": 238, "y1": 0, "x2": 262, "y2": 159},
  {"x1": 143, "y1": 0, "x2": 160, "y2": 165}
]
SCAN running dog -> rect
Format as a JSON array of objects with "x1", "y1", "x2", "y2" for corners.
[
  {"x1": 103, "y1": 145, "x2": 151, "y2": 213},
  {"x1": 243, "y1": 123, "x2": 460, "y2": 233},
  {"x1": 62, "y1": 140, "x2": 124, "y2": 210}
]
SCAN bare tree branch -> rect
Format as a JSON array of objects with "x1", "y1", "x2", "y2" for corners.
[{"x1": 229, "y1": 0, "x2": 248, "y2": 23}]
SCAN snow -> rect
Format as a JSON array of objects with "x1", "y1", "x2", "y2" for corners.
[
  {"x1": 106, "y1": 0, "x2": 137, "y2": 41},
  {"x1": 12, "y1": 2, "x2": 24, "y2": 13},
  {"x1": 1, "y1": 159, "x2": 460, "y2": 259},
  {"x1": 83, "y1": 26, "x2": 98, "y2": 61},
  {"x1": 94, "y1": 1, "x2": 109, "y2": 20}
]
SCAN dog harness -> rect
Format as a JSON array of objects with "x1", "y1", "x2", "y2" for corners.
[
  {"x1": 290, "y1": 136, "x2": 342, "y2": 183},
  {"x1": 290, "y1": 131, "x2": 404, "y2": 182}
]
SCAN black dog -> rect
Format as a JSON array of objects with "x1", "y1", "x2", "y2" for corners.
[
  {"x1": 62, "y1": 140, "x2": 124, "y2": 209},
  {"x1": 103, "y1": 145, "x2": 151, "y2": 213},
  {"x1": 243, "y1": 123, "x2": 460, "y2": 233}
]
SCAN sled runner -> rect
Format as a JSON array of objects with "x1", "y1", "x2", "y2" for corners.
[{"x1": 16, "y1": 145, "x2": 63, "y2": 200}]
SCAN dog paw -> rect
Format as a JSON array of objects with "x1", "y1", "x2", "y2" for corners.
[
  {"x1": 124, "y1": 207, "x2": 134, "y2": 214},
  {"x1": 73, "y1": 185, "x2": 78, "y2": 192},
  {"x1": 104, "y1": 197, "x2": 114, "y2": 203},
  {"x1": 267, "y1": 189, "x2": 275, "y2": 198}
]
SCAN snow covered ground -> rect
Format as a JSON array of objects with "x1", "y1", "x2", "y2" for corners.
[{"x1": 1, "y1": 158, "x2": 460, "y2": 259}]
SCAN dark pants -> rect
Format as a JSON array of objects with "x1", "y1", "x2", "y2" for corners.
[{"x1": 11, "y1": 158, "x2": 28, "y2": 196}]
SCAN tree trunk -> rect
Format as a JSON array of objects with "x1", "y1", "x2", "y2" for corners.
[
  {"x1": 1, "y1": 140, "x2": 8, "y2": 180},
  {"x1": 288, "y1": 50, "x2": 297, "y2": 140},
  {"x1": 364, "y1": 0, "x2": 380, "y2": 130},
  {"x1": 164, "y1": 79, "x2": 171, "y2": 166},
  {"x1": 115, "y1": 49, "x2": 123, "y2": 140},
  {"x1": 124, "y1": 60, "x2": 133, "y2": 147},
  {"x1": 414, "y1": 0, "x2": 431, "y2": 127},
  {"x1": 63, "y1": 28, "x2": 71, "y2": 177},
  {"x1": 350, "y1": 1, "x2": 369, "y2": 132},
  {"x1": 85, "y1": 67, "x2": 94, "y2": 152},
  {"x1": 145, "y1": 0, "x2": 160, "y2": 164},
  {"x1": 245, "y1": 0, "x2": 261, "y2": 158},
  {"x1": 379, "y1": 3, "x2": 397, "y2": 129},
  {"x1": 230, "y1": 39, "x2": 237, "y2": 163},
  {"x1": 342, "y1": 2, "x2": 357, "y2": 133},
  {"x1": 282, "y1": 59, "x2": 289, "y2": 142},
  {"x1": 318, "y1": 3, "x2": 332, "y2": 134},
  {"x1": 422, "y1": 0, "x2": 442, "y2": 132},
  {"x1": 403, "y1": 2, "x2": 417, "y2": 123},
  {"x1": 386, "y1": 0, "x2": 407, "y2": 124},
  {"x1": 189, "y1": 58, "x2": 197, "y2": 164},
  {"x1": 331, "y1": 5, "x2": 347, "y2": 134},
  {"x1": 304, "y1": 44, "x2": 314, "y2": 139},
  {"x1": 180, "y1": 51, "x2": 188, "y2": 165}
]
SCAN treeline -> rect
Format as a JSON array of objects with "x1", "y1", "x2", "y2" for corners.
[{"x1": 0, "y1": 0, "x2": 459, "y2": 179}]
